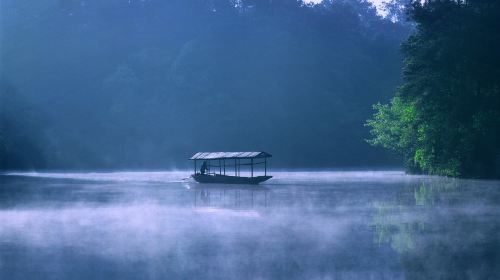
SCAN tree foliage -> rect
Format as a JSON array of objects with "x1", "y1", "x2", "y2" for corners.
[{"x1": 367, "y1": 0, "x2": 500, "y2": 178}]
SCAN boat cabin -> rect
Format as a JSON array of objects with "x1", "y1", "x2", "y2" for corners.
[{"x1": 189, "y1": 152, "x2": 272, "y2": 184}]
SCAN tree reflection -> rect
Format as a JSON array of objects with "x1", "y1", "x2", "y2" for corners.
[{"x1": 372, "y1": 178, "x2": 500, "y2": 279}]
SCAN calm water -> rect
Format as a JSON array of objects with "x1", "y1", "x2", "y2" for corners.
[{"x1": 0, "y1": 171, "x2": 499, "y2": 279}]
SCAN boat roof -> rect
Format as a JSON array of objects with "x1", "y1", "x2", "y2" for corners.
[{"x1": 190, "y1": 152, "x2": 272, "y2": 160}]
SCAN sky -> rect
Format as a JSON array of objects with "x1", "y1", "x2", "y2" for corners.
[{"x1": 305, "y1": 0, "x2": 386, "y2": 15}]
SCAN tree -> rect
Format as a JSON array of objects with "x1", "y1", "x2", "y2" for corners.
[
  {"x1": 367, "y1": 0, "x2": 500, "y2": 178},
  {"x1": 0, "y1": 81, "x2": 46, "y2": 169}
]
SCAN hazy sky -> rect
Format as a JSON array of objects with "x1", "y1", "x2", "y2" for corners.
[{"x1": 305, "y1": 0, "x2": 386, "y2": 15}]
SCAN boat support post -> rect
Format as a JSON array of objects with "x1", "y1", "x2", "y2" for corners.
[{"x1": 251, "y1": 158, "x2": 253, "y2": 177}]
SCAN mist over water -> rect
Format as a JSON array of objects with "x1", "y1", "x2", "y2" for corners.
[{"x1": 1, "y1": 171, "x2": 499, "y2": 279}]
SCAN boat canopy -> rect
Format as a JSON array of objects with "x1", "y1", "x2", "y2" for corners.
[{"x1": 190, "y1": 151, "x2": 272, "y2": 160}]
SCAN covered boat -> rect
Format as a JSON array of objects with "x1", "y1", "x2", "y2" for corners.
[{"x1": 190, "y1": 152, "x2": 272, "y2": 185}]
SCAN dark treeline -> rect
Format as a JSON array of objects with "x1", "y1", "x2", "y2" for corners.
[
  {"x1": 367, "y1": 0, "x2": 500, "y2": 178},
  {"x1": 1, "y1": 0, "x2": 410, "y2": 170}
]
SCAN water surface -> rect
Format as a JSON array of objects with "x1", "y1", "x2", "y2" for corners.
[{"x1": 1, "y1": 171, "x2": 499, "y2": 279}]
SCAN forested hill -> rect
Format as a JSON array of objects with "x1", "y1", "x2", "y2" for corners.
[{"x1": 1, "y1": 0, "x2": 411, "y2": 170}]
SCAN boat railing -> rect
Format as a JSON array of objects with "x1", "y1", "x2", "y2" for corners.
[{"x1": 190, "y1": 152, "x2": 271, "y2": 178}]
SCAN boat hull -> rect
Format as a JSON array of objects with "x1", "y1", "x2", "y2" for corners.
[{"x1": 192, "y1": 174, "x2": 272, "y2": 185}]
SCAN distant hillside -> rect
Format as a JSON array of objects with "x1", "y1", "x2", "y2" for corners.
[{"x1": 0, "y1": 0, "x2": 411, "y2": 170}]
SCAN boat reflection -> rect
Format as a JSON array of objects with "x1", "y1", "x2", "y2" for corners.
[{"x1": 185, "y1": 183, "x2": 271, "y2": 209}]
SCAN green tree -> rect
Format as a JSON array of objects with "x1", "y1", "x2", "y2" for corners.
[{"x1": 367, "y1": 0, "x2": 500, "y2": 178}]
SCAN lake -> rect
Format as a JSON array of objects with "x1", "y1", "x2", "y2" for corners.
[{"x1": 0, "y1": 171, "x2": 499, "y2": 279}]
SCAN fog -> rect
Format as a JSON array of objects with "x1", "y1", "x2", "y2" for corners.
[
  {"x1": 0, "y1": 0, "x2": 411, "y2": 170},
  {"x1": 1, "y1": 171, "x2": 500, "y2": 279},
  {"x1": 2, "y1": 1, "x2": 500, "y2": 279}
]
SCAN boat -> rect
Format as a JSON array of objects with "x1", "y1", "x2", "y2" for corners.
[{"x1": 190, "y1": 152, "x2": 272, "y2": 185}]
